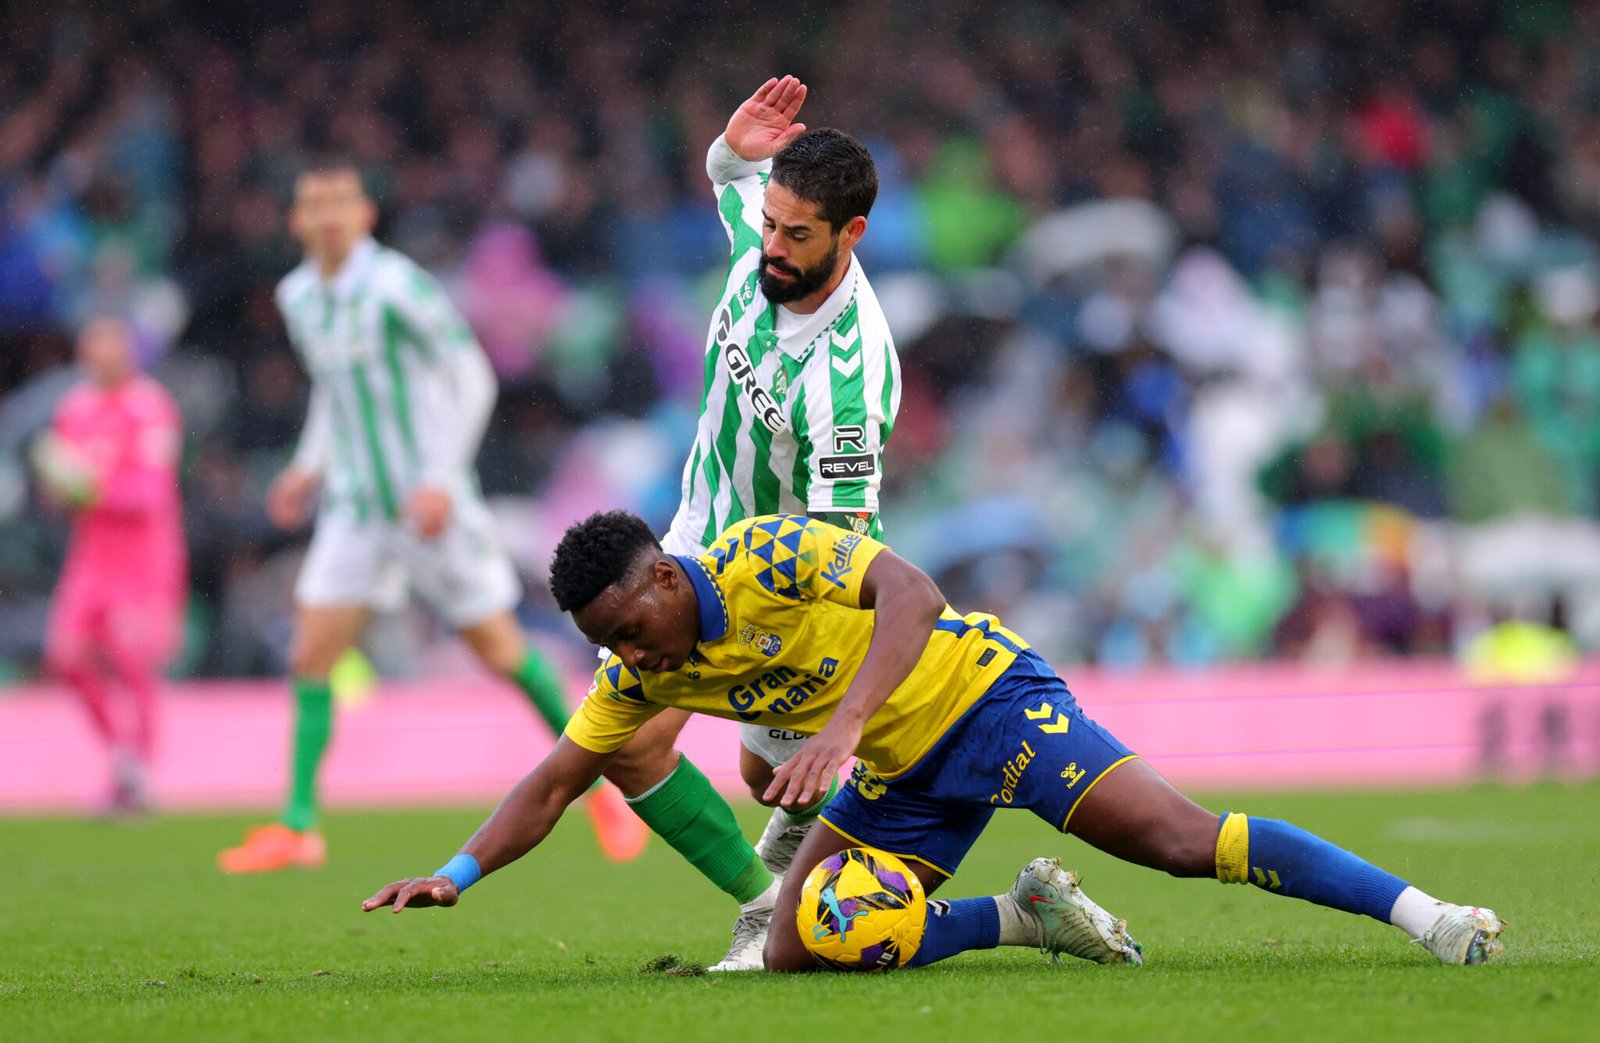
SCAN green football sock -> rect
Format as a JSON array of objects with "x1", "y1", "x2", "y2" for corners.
[
  {"x1": 510, "y1": 649, "x2": 570, "y2": 735},
  {"x1": 784, "y1": 776, "x2": 839, "y2": 823},
  {"x1": 282, "y1": 677, "x2": 332, "y2": 832},
  {"x1": 627, "y1": 754, "x2": 772, "y2": 905}
]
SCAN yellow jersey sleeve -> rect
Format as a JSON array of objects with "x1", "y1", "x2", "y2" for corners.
[
  {"x1": 563, "y1": 655, "x2": 662, "y2": 754},
  {"x1": 709, "y1": 514, "x2": 884, "y2": 608}
]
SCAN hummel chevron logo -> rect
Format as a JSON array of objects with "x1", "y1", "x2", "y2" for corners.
[
  {"x1": 831, "y1": 354, "x2": 861, "y2": 377},
  {"x1": 830, "y1": 330, "x2": 858, "y2": 356},
  {"x1": 1023, "y1": 701, "x2": 1070, "y2": 734}
]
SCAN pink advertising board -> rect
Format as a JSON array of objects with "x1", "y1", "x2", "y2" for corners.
[{"x1": 2, "y1": 660, "x2": 1596, "y2": 813}]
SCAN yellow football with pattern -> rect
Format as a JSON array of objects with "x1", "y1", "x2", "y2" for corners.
[{"x1": 797, "y1": 846, "x2": 927, "y2": 971}]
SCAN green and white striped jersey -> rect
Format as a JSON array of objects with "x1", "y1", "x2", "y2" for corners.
[
  {"x1": 665, "y1": 140, "x2": 902, "y2": 554},
  {"x1": 277, "y1": 238, "x2": 497, "y2": 523}
]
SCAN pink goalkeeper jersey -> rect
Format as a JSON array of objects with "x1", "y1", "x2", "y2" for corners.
[{"x1": 52, "y1": 376, "x2": 185, "y2": 605}]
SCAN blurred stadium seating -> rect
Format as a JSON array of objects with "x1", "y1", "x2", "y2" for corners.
[{"x1": 6, "y1": 0, "x2": 1600, "y2": 684}]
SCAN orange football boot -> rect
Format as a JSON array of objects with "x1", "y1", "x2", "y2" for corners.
[
  {"x1": 217, "y1": 823, "x2": 327, "y2": 873},
  {"x1": 585, "y1": 782, "x2": 649, "y2": 862}
]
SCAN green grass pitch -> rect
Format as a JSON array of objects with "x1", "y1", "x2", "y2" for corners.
[{"x1": 4, "y1": 783, "x2": 1597, "y2": 1042}]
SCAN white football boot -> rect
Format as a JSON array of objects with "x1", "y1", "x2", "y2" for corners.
[
  {"x1": 707, "y1": 879, "x2": 779, "y2": 972},
  {"x1": 1420, "y1": 905, "x2": 1505, "y2": 965},
  {"x1": 1009, "y1": 857, "x2": 1144, "y2": 965},
  {"x1": 754, "y1": 807, "x2": 812, "y2": 876}
]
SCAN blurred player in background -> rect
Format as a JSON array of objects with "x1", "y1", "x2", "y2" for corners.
[
  {"x1": 33, "y1": 316, "x2": 185, "y2": 817},
  {"x1": 594, "y1": 76, "x2": 902, "y2": 969},
  {"x1": 216, "y1": 160, "x2": 645, "y2": 873}
]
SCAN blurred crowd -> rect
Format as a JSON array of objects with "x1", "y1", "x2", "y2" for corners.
[{"x1": 6, "y1": 0, "x2": 1600, "y2": 680}]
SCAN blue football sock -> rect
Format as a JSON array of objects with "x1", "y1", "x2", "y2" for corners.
[
  {"x1": 906, "y1": 897, "x2": 1001, "y2": 967},
  {"x1": 1215, "y1": 812, "x2": 1409, "y2": 922}
]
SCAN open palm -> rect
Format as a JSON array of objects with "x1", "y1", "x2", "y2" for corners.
[{"x1": 725, "y1": 75, "x2": 809, "y2": 161}]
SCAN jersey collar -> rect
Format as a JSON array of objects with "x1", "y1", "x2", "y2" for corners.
[
  {"x1": 320, "y1": 237, "x2": 378, "y2": 299},
  {"x1": 673, "y1": 554, "x2": 729, "y2": 644},
  {"x1": 774, "y1": 253, "x2": 860, "y2": 357}
]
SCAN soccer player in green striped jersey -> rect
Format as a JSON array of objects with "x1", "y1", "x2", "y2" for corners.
[
  {"x1": 598, "y1": 76, "x2": 904, "y2": 969},
  {"x1": 217, "y1": 161, "x2": 646, "y2": 873}
]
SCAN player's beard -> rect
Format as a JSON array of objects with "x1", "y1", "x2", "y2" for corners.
[{"x1": 759, "y1": 239, "x2": 840, "y2": 304}]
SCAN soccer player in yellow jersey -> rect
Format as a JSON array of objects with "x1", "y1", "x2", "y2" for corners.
[{"x1": 364, "y1": 513, "x2": 1506, "y2": 969}]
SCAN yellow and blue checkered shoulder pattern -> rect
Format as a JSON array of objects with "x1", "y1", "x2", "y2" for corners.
[
  {"x1": 566, "y1": 652, "x2": 660, "y2": 754},
  {"x1": 707, "y1": 513, "x2": 878, "y2": 607},
  {"x1": 593, "y1": 655, "x2": 647, "y2": 705}
]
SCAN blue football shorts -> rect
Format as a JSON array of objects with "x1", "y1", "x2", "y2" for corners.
[{"x1": 819, "y1": 649, "x2": 1139, "y2": 878}]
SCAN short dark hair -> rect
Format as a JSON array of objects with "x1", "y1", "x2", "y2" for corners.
[
  {"x1": 770, "y1": 128, "x2": 878, "y2": 231},
  {"x1": 550, "y1": 511, "x2": 662, "y2": 613},
  {"x1": 295, "y1": 154, "x2": 368, "y2": 194}
]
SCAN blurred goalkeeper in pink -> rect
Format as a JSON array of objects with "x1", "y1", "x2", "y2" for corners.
[{"x1": 34, "y1": 317, "x2": 186, "y2": 815}]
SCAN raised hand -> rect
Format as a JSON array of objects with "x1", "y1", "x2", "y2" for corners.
[{"x1": 725, "y1": 75, "x2": 809, "y2": 162}]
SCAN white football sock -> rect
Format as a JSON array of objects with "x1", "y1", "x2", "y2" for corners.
[
  {"x1": 1389, "y1": 885, "x2": 1449, "y2": 940},
  {"x1": 995, "y1": 893, "x2": 1043, "y2": 947},
  {"x1": 742, "y1": 877, "x2": 781, "y2": 914}
]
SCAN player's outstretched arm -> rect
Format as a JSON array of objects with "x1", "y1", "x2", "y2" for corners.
[
  {"x1": 724, "y1": 75, "x2": 808, "y2": 162},
  {"x1": 362, "y1": 737, "x2": 611, "y2": 913},
  {"x1": 765, "y1": 550, "x2": 944, "y2": 808}
]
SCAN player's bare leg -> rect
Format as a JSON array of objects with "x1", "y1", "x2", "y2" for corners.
[
  {"x1": 457, "y1": 611, "x2": 646, "y2": 861},
  {"x1": 602, "y1": 706, "x2": 693, "y2": 797},
  {"x1": 741, "y1": 745, "x2": 777, "y2": 801},
  {"x1": 218, "y1": 603, "x2": 367, "y2": 873},
  {"x1": 1066, "y1": 758, "x2": 1504, "y2": 964},
  {"x1": 604, "y1": 708, "x2": 779, "y2": 970},
  {"x1": 740, "y1": 744, "x2": 834, "y2": 877},
  {"x1": 47, "y1": 625, "x2": 134, "y2": 815},
  {"x1": 98, "y1": 607, "x2": 174, "y2": 817}
]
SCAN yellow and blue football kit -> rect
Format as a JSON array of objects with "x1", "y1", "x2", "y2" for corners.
[{"x1": 566, "y1": 514, "x2": 1139, "y2": 877}]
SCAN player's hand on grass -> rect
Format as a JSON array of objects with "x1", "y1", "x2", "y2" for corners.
[
  {"x1": 405, "y1": 485, "x2": 453, "y2": 539},
  {"x1": 725, "y1": 75, "x2": 808, "y2": 162},
  {"x1": 765, "y1": 718, "x2": 860, "y2": 810},
  {"x1": 362, "y1": 876, "x2": 460, "y2": 913},
  {"x1": 267, "y1": 466, "x2": 320, "y2": 530}
]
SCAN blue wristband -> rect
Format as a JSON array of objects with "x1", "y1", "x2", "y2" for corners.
[{"x1": 434, "y1": 852, "x2": 482, "y2": 892}]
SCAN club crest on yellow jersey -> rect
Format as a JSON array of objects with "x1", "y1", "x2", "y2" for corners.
[{"x1": 739, "y1": 623, "x2": 784, "y2": 657}]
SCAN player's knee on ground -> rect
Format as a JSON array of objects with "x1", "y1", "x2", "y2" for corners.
[
  {"x1": 763, "y1": 937, "x2": 815, "y2": 973},
  {"x1": 761, "y1": 883, "x2": 816, "y2": 973}
]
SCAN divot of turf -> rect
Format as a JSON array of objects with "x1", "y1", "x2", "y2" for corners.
[{"x1": 639, "y1": 954, "x2": 708, "y2": 976}]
